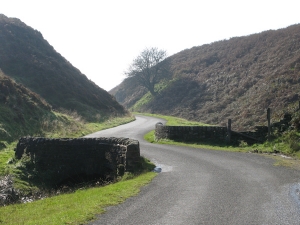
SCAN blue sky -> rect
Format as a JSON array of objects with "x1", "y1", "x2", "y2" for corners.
[{"x1": 1, "y1": 0, "x2": 300, "y2": 91}]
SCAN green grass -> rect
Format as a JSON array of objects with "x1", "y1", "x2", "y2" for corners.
[
  {"x1": 144, "y1": 130, "x2": 244, "y2": 152},
  {"x1": 131, "y1": 93, "x2": 154, "y2": 112},
  {"x1": 0, "y1": 142, "x2": 15, "y2": 175},
  {"x1": 142, "y1": 113, "x2": 231, "y2": 150},
  {"x1": 135, "y1": 112, "x2": 211, "y2": 126},
  {"x1": 143, "y1": 113, "x2": 300, "y2": 170},
  {"x1": 84, "y1": 115, "x2": 135, "y2": 136},
  {"x1": 131, "y1": 79, "x2": 177, "y2": 112},
  {"x1": 142, "y1": 113, "x2": 241, "y2": 152},
  {"x1": 0, "y1": 171, "x2": 156, "y2": 225},
  {"x1": 2, "y1": 111, "x2": 299, "y2": 224},
  {"x1": 0, "y1": 114, "x2": 136, "y2": 191},
  {"x1": 142, "y1": 113, "x2": 300, "y2": 163},
  {"x1": 40, "y1": 113, "x2": 135, "y2": 139},
  {"x1": 0, "y1": 114, "x2": 158, "y2": 224}
]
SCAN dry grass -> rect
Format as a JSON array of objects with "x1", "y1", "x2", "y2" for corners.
[{"x1": 113, "y1": 24, "x2": 300, "y2": 131}]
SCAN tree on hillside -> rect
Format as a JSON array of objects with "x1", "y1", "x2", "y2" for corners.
[{"x1": 125, "y1": 47, "x2": 168, "y2": 96}]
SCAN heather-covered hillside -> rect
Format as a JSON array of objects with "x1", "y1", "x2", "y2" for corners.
[
  {"x1": 0, "y1": 14, "x2": 127, "y2": 121},
  {"x1": 111, "y1": 24, "x2": 300, "y2": 131}
]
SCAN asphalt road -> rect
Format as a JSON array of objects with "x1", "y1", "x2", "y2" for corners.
[{"x1": 85, "y1": 115, "x2": 300, "y2": 225}]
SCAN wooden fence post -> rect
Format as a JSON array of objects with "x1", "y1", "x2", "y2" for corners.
[
  {"x1": 267, "y1": 108, "x2": 271, "y2": 141},
  {"x1": 227, "y1": 119, "x2": 231, "y2": 143}
]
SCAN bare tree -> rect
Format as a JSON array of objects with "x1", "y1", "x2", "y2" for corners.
[{"x1": 126, "y1": 47, "x2": 168, "y2": 96}]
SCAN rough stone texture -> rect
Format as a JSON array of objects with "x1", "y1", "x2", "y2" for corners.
[
  {"x1": 15, "y1": 137, "x2": 140, "y2": 186},
  {"x1": 272, "y1": 113, "x2": 292, "y2": 132},
  {"x1": 155, "y1": 124, "x2": 269, "y2": 144},
  {"x1": 0, "y1": 175, "x2": 17, "y2": 206},
  {"x1": 155, "y1": 124, "x2": 228, "y2": 142}
]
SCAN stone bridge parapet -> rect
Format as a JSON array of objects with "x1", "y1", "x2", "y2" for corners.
[
  {"x1": 155, "y1": 123, "x2": 228, "y2": 142},
  {"x1": 15, "y1": 137, "x2": 140, "y2": 186},
  {"x1": 155, "y1": 123, "x2": 269, "y2": 144}
]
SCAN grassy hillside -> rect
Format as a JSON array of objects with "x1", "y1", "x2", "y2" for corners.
[
  {"x1": 0, "y1": 14, "x2": 127, "y2": 122},
  {"x1": 111, "y1": 24, "x2": 300, "y2": 131},
  {"x1": 0, "y1": 70, "x2": 55, "y2": 142}
]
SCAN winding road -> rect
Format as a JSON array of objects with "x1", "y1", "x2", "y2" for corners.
[{"x1": 85, "y1": 115, "x2": 300, "y2": 225}]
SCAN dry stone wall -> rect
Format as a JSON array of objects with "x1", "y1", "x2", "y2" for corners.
[
  {"x1": 155, "y1": 123, "x2": 268, "y2": 144},
  {"x1": 155, "y1": 123, "x2": 228, "y2": 142},
  {"x1": 15, "y1": 137, "x2": 140, "y2": 186}
]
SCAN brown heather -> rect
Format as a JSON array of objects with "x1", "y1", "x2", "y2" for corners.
[
  {"x1": 111, "y1": 24, "x2": 300, "y2": 131},
  {"x1": 0, "y1": 14, "x2": 127, "y2": 123}
]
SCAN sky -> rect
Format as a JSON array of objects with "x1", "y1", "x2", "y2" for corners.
[{"x1": 1, "y1": 0, "x2": 300, "y2": 91}]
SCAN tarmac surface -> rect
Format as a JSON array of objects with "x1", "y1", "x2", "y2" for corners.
[{"x1": 85, "y1": 115, "x2": 300, "y2": 225}]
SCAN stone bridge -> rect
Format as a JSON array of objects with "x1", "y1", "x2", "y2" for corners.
[{"x1": 15, "y1": 137, "x2": 140, "y2": 186}]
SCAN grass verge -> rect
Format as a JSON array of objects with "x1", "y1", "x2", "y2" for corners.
[
  {"x1": 135, "y1": 112, "x2": 211, "y2": 126},
  {"x1": 0, "y1": 114, "x2": 158, "y2": 222},
  {"x1": 43, "y1": 113, "x2": 135, "y2": 138},
  {"x1": 142, "y1": 113, "x2": 300, "y2": 169},
  {"x1": 0, "y1": 171, "x2": 157, "y2": 225},
  {"x1": 1, "y1": 115, "x2": 136, "y2": 178},
  {"x1": 144, "y1": 130, "x2": 245, "y2": 152}
]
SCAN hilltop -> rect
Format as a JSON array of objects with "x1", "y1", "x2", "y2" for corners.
[
  {"x1": 0, "y1": 14, "x2": 127, "y2": 122},
  {"x1": 111, "y1": 24, "x2": 300, "y2": 131}
]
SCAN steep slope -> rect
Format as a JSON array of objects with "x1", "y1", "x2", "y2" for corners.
[
  {"x1": 0, "y1": 14, "x2": 127, "y2": 121},
  {"x1": 111, "y1": 24, "x2": 300, "y2": 130},
  {"x1": 0, "y1": 69, "x2": 54, "y2": 141}
]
